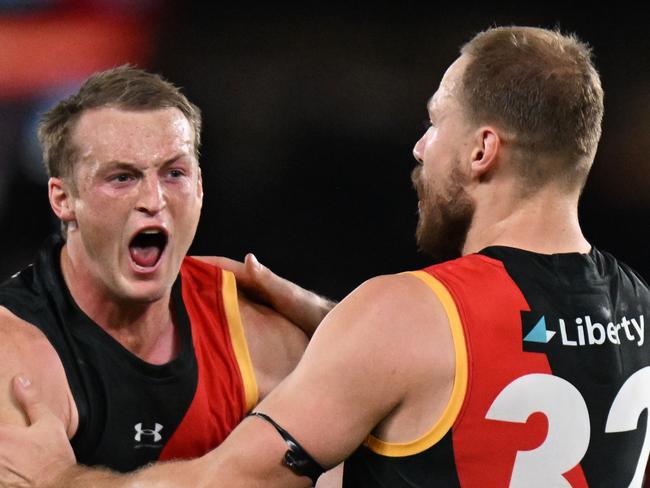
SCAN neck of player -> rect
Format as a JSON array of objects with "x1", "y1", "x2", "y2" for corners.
[
  {"x1": 59, "y1": 239, "x2": 179, "y2": 365},
  {"x1": 463, "y1": 180, "x2": 591, "y2": 256}
]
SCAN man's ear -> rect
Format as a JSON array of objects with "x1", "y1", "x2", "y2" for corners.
[
  {"x1": 469, "y1": 127, "x2": 500, "y2": 179},
  {"x1": 48, "y1": 177, "x2": 76, "y2": 224}
]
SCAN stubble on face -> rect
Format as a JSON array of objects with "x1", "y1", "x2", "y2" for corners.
[{"x1": 411, "y1": 161, "x2": 475, "y2": 262}]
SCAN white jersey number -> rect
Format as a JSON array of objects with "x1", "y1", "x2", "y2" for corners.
[{"x1": 485, "y1": 367, "x2": 650, "y2": 488}]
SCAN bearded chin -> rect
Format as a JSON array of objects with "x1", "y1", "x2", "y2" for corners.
[{"x1": 415, "y1": 170, "x2": 475, "y2": 262}]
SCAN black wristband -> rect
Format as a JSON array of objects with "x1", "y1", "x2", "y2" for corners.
[{"x1": 248, "y1": 411, "x2": 325, "y2": 485}]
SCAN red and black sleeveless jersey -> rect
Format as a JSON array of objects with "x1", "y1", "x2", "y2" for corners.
[
  {"x1": 343, "y1": 246, "x2": 650, "y2": 487},
  {"x1": 0, "y1": 235, "x2": 258, "y2": 471}
]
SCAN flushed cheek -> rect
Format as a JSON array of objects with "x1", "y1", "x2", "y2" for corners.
[
  {"x1": 78, "y1": 186, "x2": 134, "y2": 218},
  {"x1": 76, "y1": 225, "x2": 125, "y2": 287},
  {"x1": 172, "y1": 207, "x2": 200, "y2": 248},
  {"x1": 169, "y1": 211, "x2": 201, "y2": 261},
  {"x1": 74, "y1": 199, "x2": 130, "y2": 256},
  {"x1": 168, "y1": 184, "x2": 202, "y2": 217}
]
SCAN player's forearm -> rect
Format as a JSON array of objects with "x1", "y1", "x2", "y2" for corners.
[
  {"x1": 48, "y1": 464, "x2": 124, "y2": 488},
  {"x1": 278, "y1": 286, "x2": 336, "y2": 337},
  {"x1": 48, "y1": 458, "x2": 303, "y2": 488},
  {"x1": 240, "y1": 254, "x2": 336, "y2": 337},
  {"x1": 48, "y1": 458, "x2": 209, "y2": 488}
]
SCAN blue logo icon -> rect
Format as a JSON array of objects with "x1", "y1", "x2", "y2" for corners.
[{"x1": 523, "y1": 316, "x2": 556, "y2": 344}]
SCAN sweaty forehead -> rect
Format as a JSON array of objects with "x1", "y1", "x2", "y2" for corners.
[{"x1": 72, "y1": 107, "x2": 194, "y2": 165}]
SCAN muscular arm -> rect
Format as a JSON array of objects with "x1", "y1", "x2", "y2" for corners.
[
  {"x1": 236, "y1": 284, "x2": 339, "y2": 484},
  {"x1": 202, "y1": 272, "x2": 454, "y2": 484},
  {"x1": 238, "y1": 292, "x2": 309, "y2": 400},
  {"x1": 15, "y1": 272, "x2": 454, "y2": 487},
  {"x1": 0, "y1": 307, "x2": 77, "y2": 486},
  {"x1": 0, "y1": 308, "x2": 76, "y2": 433}
]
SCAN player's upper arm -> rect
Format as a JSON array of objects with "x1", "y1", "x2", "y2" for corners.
[
  {"x1": 238, "y1": 294, "x2": 309, "y2": 399},
  {"x1": 0, "y1": 307, "x2": 77, "y2": 438},
  {"x1": 204, "y1": 271, "x2": 452, "y2": 486}
]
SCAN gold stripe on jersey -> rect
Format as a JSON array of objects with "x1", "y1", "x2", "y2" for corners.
[
  {"x1": 364, "y1": 270, "x2": 468, "y2": 457},
  {"x1": 221, "y1": 270, "x2": 259, "y2": 412}
]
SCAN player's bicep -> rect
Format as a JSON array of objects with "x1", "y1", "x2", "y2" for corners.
[
  {"x1": 238, "y1": 295, "x2": 309, "y2": 400},
  {"x1": 248, "y1": 276, "x2": 414, "y2": 467},
  {"x1": 0, "y1": 315, "x2": 37, "y2": 425},
  {"x1": 0, "y1": 308, "x2": 76, "y2": 435}
]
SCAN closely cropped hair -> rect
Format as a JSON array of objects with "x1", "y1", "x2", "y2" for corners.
[
  {"x1": 38, "y1": 65, "x2": 202, "y2": 180},
  {"x1": 460, "y1": 27, "x2": 604, "y2": 185}
]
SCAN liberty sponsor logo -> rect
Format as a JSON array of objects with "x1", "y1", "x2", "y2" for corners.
[
  {"x1": 134, "y1": 422, "x2": 163, "y2": 445},
  {"x1": 523, "y1": 313, "x2": 645, "y2": 347}
]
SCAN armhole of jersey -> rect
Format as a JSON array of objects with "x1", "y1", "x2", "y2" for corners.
[
  {"x1": 364, "y1": 270, "x2": 468, "y2": 457},
  {"x1": 221, "y1": 270, "x2": 259, "y2": 411}
]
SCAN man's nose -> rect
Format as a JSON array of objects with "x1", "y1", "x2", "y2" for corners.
[
  {"x1": 413, "y1": 135, "x2": 425, "y2": 164},
  {"x1": 136, "y1": 176, "x2": 166, "y2": 215}
]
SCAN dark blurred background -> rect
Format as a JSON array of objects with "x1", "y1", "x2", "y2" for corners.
[{"x1": 1, "y1": 1, "x2": 648, "y2": 300}]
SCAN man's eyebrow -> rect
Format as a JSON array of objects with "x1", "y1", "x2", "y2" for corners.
[
  {"x1": 102, "y1": 154, "x2": 190, "y2": 170},
  {"x1": 161, "y1": 153, "x2": 189, "y2": 166},
  {"x1": 102, "y1": 161, "x2": 138, "y2": 170}
]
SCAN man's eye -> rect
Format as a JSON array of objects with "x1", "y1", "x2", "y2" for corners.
[
  {"x1": 110, "y1": 173, "x2": 133, "y2": 183},
  {"x1": 169, "y1": 169, "x2": 184, "y2": 178}
]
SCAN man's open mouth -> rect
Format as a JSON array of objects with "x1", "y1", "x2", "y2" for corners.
[{"x1": 129, "y1": 230, "x2": 168, "y2": 268}]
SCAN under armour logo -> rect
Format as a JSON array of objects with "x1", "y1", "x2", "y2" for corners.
[{"x1": 134, "y1": 422, "x2": 163, "y2": 443}]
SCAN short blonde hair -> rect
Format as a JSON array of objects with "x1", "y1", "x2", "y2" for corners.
[
  {"x1": 39, "y1": 65, "x2": 202, "y2": 180},
  {"x1": 460, "y1": 27, "x2": 604, "y2": 187}
]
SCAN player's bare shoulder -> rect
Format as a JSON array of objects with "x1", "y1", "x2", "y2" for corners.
[
  {"x1": 0, "y1": 306, "x2": 56, "y2": 371},
  {"x1": 0, "y1": 306, "x2": 77, "y2": 436},
  {"x1": 314, "y1": 272, "x2": 457, "y2": 445},
  {"x1": 329, "y1": 272, "x2": 452, "y2": 342},
  {"x1": 318, "y1": 272, "x2": 456, "y2": 398}
]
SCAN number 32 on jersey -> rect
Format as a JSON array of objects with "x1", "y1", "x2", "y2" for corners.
[{"x1": 486, "y1": 367, "x2": 650, "y2": 488}]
